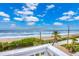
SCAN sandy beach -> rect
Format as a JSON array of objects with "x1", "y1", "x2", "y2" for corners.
[
  {"x1": 0, "y1": 38, "x2": 23, "y2": 42},
  {"x1": 0, "y1": 37, "x2": 53, "y2": 43},
  {"x1": 0, "y1": 34, "x2": 51, "y2": 42},
  {"x1": 0, "y1": 35, "x2": 53, "y2": 42},
  {"x1": 0, "y1": 33, "x2": 79, "y2": 43}
]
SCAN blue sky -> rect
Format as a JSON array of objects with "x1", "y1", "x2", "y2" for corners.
[{"x1": 0, "y1": 3, "x2": 79, "y2": 30}]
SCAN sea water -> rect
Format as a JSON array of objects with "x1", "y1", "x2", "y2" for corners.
[{"x1": 0, "y1": 30, "x2": 79, "y2": 39}]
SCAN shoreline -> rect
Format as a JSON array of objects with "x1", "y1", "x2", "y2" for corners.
[
  {"x1": 0, "y1": 35, "x2": 52, "y2": 42},
  {"x1": 0, "y1": 32, "x2": 78, "y2": 38},
  {"x1": 0, "y1": 33, "x2": 79, "y2": 42}
]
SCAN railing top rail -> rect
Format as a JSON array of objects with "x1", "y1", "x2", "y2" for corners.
[{"x1": 0, "y1": 44, "x2": 69, "y2": 56}]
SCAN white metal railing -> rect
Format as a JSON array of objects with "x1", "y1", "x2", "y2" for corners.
[{"x1": 0, "y1": 44, "x2": 69, "y2": 56}]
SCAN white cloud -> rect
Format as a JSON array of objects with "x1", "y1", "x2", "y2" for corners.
[
  {"x1": 53, "y1": 22, "x2": 63, "y2": 26},
  {"x1": 14, "y1": 3, "x2": 39, "y2": 26},
  {"x1": 14, "y1": 17, "x2": 23, "y2": 21},
  {"x1": 17, "y1": 10, "x2": 33, "y2": 15},
  {"x1": 37, "y1": 14, "x2": 46, "y2": 17},
  {"x1": 27, "y1": 22, "x2": 35, "y2": 25},
  {"x1": 22, "y1": 6, "x2": 29, "y2": 11},
  {"x1": 25, "y1": 16, "x2": 39, "y2": 22},
  {"x1": 37, "y1": 4, "x2": 55, "y2": 18},
  {"x1": 74, "y1": 16, "x2": 79, "y2": 20},
  {"x1": 58, "y1": 11, "x2": 77, "y2": 21},
  {"x1": 16, "y1": 11, "x2": 24, "y2": 14},
  {"x1": 0, "y1": 12, "x2": 10, "y2": 22},
  {"x1": 59, "y1": 16, "x2": 71, "y2": 21},
  {"x1": 26, "y1": 3, "x2": 38, "y2": 10},
  {"x1": 3, "y1": 18, "x2": 10, "y2": 21},
  {"x1": 46, "y1": 4, "x2": 55, "y2": 10},
  {"x1": 15, "y1": 3, "x2": 38, "y2": 16},
  {"x1": 68, "y1": 19, "x2": 74, "y2": 21},
  {"x1": 14, "y1": 16, "x2": 39, "y2": 23},
  {"x1": 0, "y1": 12, "x2": 10, "y2": 17},
  {"x1": 63, "y1": 11, "x2": 75, "y2": 16}
]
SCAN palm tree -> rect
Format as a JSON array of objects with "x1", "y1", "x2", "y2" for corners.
[{"x1": 52, "y1": 31, "x2": 61, "y2": 45}]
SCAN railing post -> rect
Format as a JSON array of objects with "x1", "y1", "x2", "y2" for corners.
[
  {"x1": 39, "y1": 53, "x2": 41, "y2": 56},
  {"x1": 44, "y1": 49, "x2": 48, "y2": 56},
  {"x1": 44, "y1": 52, "x2": 48, "y2": 56}
]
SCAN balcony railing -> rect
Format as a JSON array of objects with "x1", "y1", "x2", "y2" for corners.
[{"x1": 0, "y1": 44, "x2": 69, "y2": 56}]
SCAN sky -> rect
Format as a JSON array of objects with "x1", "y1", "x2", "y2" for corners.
[{"x1": 0, "y1": 3, "x2": 79, "y2": 30}]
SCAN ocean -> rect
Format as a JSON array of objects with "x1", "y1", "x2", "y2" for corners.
[{"x1": 0, "y1": 30, "x2": 79, "y2": 38}]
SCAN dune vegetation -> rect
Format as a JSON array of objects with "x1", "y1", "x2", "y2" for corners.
[
  {"x1": 0, "y1": 37, "x2": 52, "y2": 52},
  {"x1": 61, "y1": 37, "x2": 79, "y2": 53}
]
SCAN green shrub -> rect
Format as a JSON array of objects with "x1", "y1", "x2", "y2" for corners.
[
  {"x1": 0, "y1": 42, "x2": 3, "y2": 51},
  {"x1": 14, "y1": 38, "x2": 34, "y2": 47},
  {"x1": 61, "y1": 44, "x2": 79, "y2": 53},
  {"x1": 62, "y1": 44, "x2": 72, "y2": 49},
  {"x1": 61, "y1": 37, "x2": 67, "y2": 40},
  {"x1": 75, "y1": 45, "x2": 79, "y2": 52},
  {"x1": 2, "y1": 42, "x2": 9, "y2": 51},
  {"x1": 0, "y1": 37, "x2": 53, "y2": 51},
  {"x1": 8, "y1": 41, "x2": 18, "y2": 50},
  {"x1": 44, "y1": 40, "x2": 53, "y2": 43},
  {"x1": 21, "y1": 39, "x2": 33, "y2": 47}
]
